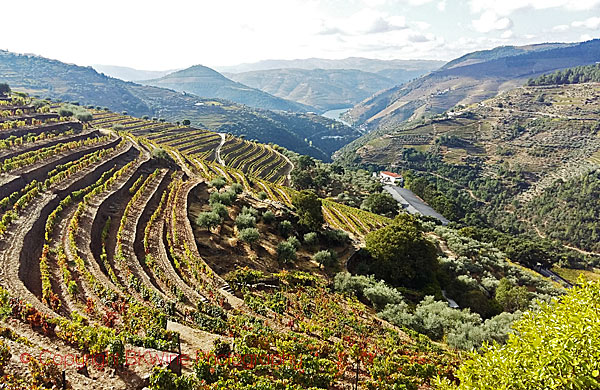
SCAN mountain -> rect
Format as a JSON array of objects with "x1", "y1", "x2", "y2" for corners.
[
  {"x1": 92, "y1": 64, "x2": 177, "y2": 81},
  {"x1": 216, "y1": 57, "x2": 444, "y2": 77},
  {"x1": 142, "y1": 65, "x2": 314, "y2": 112},
  {"x1": 0, "y1": 50, "x2": 359, "y2": 160},
  {"x1": 345, "y1": 40, "x2": 600, "y2": 132},
  {"x1": 226, "y1": 68, "x2": 399, "y2": 111}
]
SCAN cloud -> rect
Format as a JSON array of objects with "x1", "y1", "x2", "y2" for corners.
[
  {"x1": 472, "y1": 11, "x2": 513, "y2": 33},
  {"x1": 317, "y1": 9, "x2": 408, "y2": 35},
  {"x1": 365, "y1": 16, "x2": 408, "y2": 33},
  {"x1": 580, "y1": 33, "x2": 594, "y2": 41},
  {"x1": 553, "y1": 24, "x2": 570, "y2": 31},
  {"x1": 501, "y1": 30, "x2": 514, "y2": 38},
  {"x1": 572, "y1": 16, "x2": 600, "y2": 29},
  {"x1": 469, "y1": 0, "x2": 600, "y2": 16},
  {"x1": 437, "y1": 0, "x2": 447, "y2": 11}
]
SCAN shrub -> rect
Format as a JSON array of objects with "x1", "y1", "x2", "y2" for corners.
[
  {"x1": 277, "y1": 241, "x2": 296, "y2": 264},
  {"x1": 58, "y1": 108, "x2": 73, "y2": 117},
  {"x1": 152, "y1": 148, "x2": 173, "y2": 162},
  {"x1": 210, "y1": 202, "x2": 228, "y2": 219},
  {"x1": 230, "y1": 182, "x2": 243, "y2": 194},
  {"x1": 258, "y1": 191, "x2": 268, "y2": 200},
  {"x1": 196, "y1": 212, "x2": 222, "y2": 230},
  {"x1": 209, "y1": 177, "x2": 226, "y2": 190},
  {"x1": 292, "y1": 190, "x2": 324, "y2": 230},
  {"x1": 286, "y1": 236, "x2": 301, "y2": 250},
  {"x1": 238, "y1": 227, "x2": 260, "y2": 244},
  {"x1": 235, "y1": 213, "x2": 256, "y2": 230},
  {"x1": 76, "y1": 112, "x2": 93, "y2": 122},
  {"x1": 333, "y1": 272, "x2": 375, "y2": 297},
  {"x1": 363, "y1": 282, "x2": 404, "y2": 311},
  {"x1": 304, "y1": 232, "x2": 318, "y2": 247},
  {"x1": 262, "y1": 210, "x2": 275, "y2": 224},
  {"x1": 278, "y1": 220, "x2": 293, "y2": 237},
  {"x1": 313, "y1": 250, "x2": 336, "y2": 269},
  {"x1": 209, "y1": 191, "x2": 235, "y2": 206},
  {"x1": 241, "y1": 206, "x2": 259, "y2": 217},
  {"x1": 112, "y1": 124, "x2": 125, "y2": 131},
  {"x1": 323, "y1": 229, "x2": 349, "y2": 245}
]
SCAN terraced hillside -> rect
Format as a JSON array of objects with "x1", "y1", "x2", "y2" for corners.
[{"x1": 0, "y1": 92, "x2": 472, "y2": 389}]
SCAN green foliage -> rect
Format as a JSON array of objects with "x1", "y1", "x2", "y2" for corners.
[
  {"x1": 258, "y1": 191, "x2": 268, "y2": 200},
  {"x1": 364, "y1": 217, "x2": 437, "y2": 288},
  {"x1": 438, "y1": 280, "x2": 600, "y2": 389},
  {"x1": 363, "y1": 281, "x2": 404, "y2": 311},
  {"x1": 238, "y1": 227, "x2": 260, "y2": 244},
  {"x1": 292, "y1": 189, "x2": 324, "y2": 231},
  {"x1": 278, "y1": 220, "x2": 293, "y2": 237},
  {"x1": 323, "y1": 228, "x2": 349, "y2": 245},
  {"x1": 361, "y1": 192, "x2": 398, "y2": 218},
  {"x1": 210, "y1": 202, "x2": 228, "y2": 219},
  {"x1": 196, "y1": 211, "x2": 222, "y2": 230},
  {"x1": 277, "y1": 241, "x2": 297, "y2": 264},
  {"x1": 209, "y1": 190, "x2": 236, "y2": 206},
  {"x1": 230, "y1": 182, "x2": 244, "y2": 194},
  {"x1": 0, "y1": 83, "x2": 10, "y2": 95},
  {"x1": 303, "y1": 231, "x2": 318, "y2": 247},
  {"x1": 262, "y1": 210, "x2": 275, "y2": 224},
  {"x1": 313, "y1": 250, "x2": 336, "y2": 269},
  {"x1": 495, "y1": 278, "x2": 530, "y2": 312},
  {"x1": 209, "y1": 176, "x2": 227, "y2": 190},
  {"x1": 527, "y1": 63, "x2": 600, "y2": 86},
  {"x1": 152, "y1": 148, "x2": 173, "y2": 162},
  {"x1": 286, "y1": 236, "x2": 301, "y2": 250},
  {"x1": 235, "y1": 213, "x2": 256, "y2": 230}
]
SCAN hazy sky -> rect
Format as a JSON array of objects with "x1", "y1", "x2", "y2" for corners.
[{"x1": 1, "y1": 0, "x2": 599, "y2": 70}]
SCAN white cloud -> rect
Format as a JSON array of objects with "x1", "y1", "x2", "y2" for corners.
[
  {"x1": 472, "y1": 11, "x2": 513, "y2": 33},
  {"x1": 437, "y1": 0, "x2": 447, "y2": 11},
  {"x1": 501, "y1": 30, "x2": 514, "y2": 38},
  {"x1": 553, "y1": 24, "x2": 570, "y2": 31},
  {"x1": 572, "y1": 16, "x2": 600, "y2": 29},
  {"x1": 580, "y1": 33, "x2": 594, "y2": 41},
  {"x1": 469, "y1": 0, "x2": 600, "y2": 16}
]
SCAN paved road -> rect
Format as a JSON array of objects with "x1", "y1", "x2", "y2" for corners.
[{"x1": 384, "y1": 185, "x2": 450, "y2": 225}]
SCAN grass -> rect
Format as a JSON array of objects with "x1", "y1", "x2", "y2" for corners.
[{"x1": 552, "y1": 266, "x2": 600, "y2": 284}]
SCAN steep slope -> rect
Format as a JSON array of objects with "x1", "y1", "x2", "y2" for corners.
[
  {"x1": 142, "y1": 64, "x2": 314, "y2": 112},
  {"x1": 92, "y1": 64, "x2": 177, "y2": 81},
  {"x1": 0, "y1": 50, "x2": 359, "y2": 159},
  {"x1": 346, "y1": 39, "x2": 600, "y2": 131},
  {"x1": 216, "y1": 57, "x2": 444, "y2": 76},
  {"x1": 226, "y1": 68, "x2": 399, "y2": 111}
]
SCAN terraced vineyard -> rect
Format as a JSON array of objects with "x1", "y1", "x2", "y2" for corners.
[{"x1": 0, "y1": 94, "x2": 452, "y2": 390}]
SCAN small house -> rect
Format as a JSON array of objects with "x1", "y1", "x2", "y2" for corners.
[{"x1": 379, "y1": 171, "x2": 403, "y2": 185}]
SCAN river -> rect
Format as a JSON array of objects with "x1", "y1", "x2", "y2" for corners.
[{"x1": 321, "y1": 108, "x2": 352, "y2": 126}]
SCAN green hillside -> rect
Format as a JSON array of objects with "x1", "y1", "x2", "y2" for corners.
[
  {"x1": 0, "y1": 50, "x2": 360, "y2": 160},
  {"x1": 142, "y1": 64, "x2": 315, "y2": 112}
]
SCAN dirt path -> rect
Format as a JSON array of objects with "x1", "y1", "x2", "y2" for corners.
[{"x1": 215, "y1": 133, "x2": 226, "y2": 165}]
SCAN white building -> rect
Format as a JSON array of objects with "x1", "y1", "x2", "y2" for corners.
[{"x1": 379, "y1": 171, "x2": 403, "y2": 185}]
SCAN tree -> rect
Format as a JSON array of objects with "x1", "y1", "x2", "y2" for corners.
[
  {"x1": 262, "y1": 211, "x2": 275, "y2": 224},
  {"x1": 278, "y1": 220, "x2": 293, "y2": 237},
  {"x1": 0, "y1": 83, "x2": 10, "y2": 96},
  {"x1": 314, "y1": 250, "x2": 336, "y2": 269},
  {"x1": 209, "y1": 177, "x2": 226, "y2": 190},
  {"x1": 292, "y1": 190, "x2": 323, "y2": 231},
  {"x1": 58, "y1": 108, "x2": 73, "y2": 117},
  {"x1": 495, "y1": 278, "x2": 530, "y2": 312},
  {"x1": 182, "y1": 119, "x2": 191, "y2": 126},
  {"x1": 277, "y1": 241, "x2": 296, "y2": 264},
  {"x1": 235, "y1": 213, "x2": 256, "y2": 230},
  {"x1": 303, "y1": 232, "x2": 318, "y2": 247},
  {"x1": 364, "y1": 219, "x2": 437, "y2": 288},
  {"x1": 297, "y1": 155, "x2": 315, "y2": 170},
  {"x1": 438, "y1": 280, "x2": 600, "y2": 389},
  {"x1": 361, "y1": 192, "x2": 398, "y2": 217},
  {"x1": 196, "y1": 212, "x2": 222, "y2": 230},
  {"x1": 238, "y1": 227, "x2": 260, "y2": 244}
]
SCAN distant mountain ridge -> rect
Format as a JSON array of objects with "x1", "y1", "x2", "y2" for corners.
[
  {"x1": 216, "y1": 57, "x2": 445, "y2": 75},
  {"x1": 142, "y1": 64, "x2": 314, "y2": 112},
  {"x1": 345, "y1": 39, "x2": 600, "y2": 132},
  {"x1": 0, "y1": 50, "x2": 360, "y2": 160},
  {"x1": 226, "y1": 68, "x2": 400, "y2": 111},
  {"x1": 92, "y1": 64, "x2": 178, "y2": 81}
]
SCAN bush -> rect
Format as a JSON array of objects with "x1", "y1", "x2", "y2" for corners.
[
  {"x1": 323, "y1": 229, "x2": 349, "y2": 245},
  {"x1": 235, "y1": 213, "x2": 256, "y2": 230},
  {"x1": 209, "y1": 191, "x2": 235, "y2": 206},
  {"x1": 58, "y1": 108, "x2": 73, "y2": 117},
  {"x1": 292, "y1": 190, "x2": 324, "y2": 230},
  {"x1": 262, "y1": 211, "x2": 275, "y2": 224},
  {"x1": 238, "y1": 227, "x2": 260, "y2": 244},
  {"x1": 438, "y1": 281, "x2": 600, "y2": 389},
  {"x1": 112, "y1": 124, "x2": 125, "y2": 131},
  {"x1": 258, "y1": 191, "x2": 268, "y2": 200},
  {"x1": 313, "y1": 250, "x2": 336, "y2": 269},
  {"x1": 230, "y1": 183, "x2": 243, "y2": 194},
  {"x1": 286, "y1": 236, "x2": 301, "y2": 250},
  {"x1": 152, "y1": 148, "x2": 173, "y2": 162},
  {"x1": 196, "y1": 212, "x2": 222, "y2": 230},
  {"x1": 277, "y1": 241, "x2": 296, "y2": 264},
  {"x1": 363, "y1": 282, "x2": 404, "y2": 311},
  {"x1": 303, "y1": 232, "x2": 318, "y2": 247},
  {"x1": 278, "y1": 220, "x2": 293, "y2": 237},
  {"x1": 76, "y1": 112, "x2": 93, "y2": 122},
  {"x1": 210, "y1": 202, "x2": 228, "y2": 219},
  {"x1": 333, "y1": 272, "x2": 375, "y2": 297},
  {"x1": 241, "y1": 206, "x2": 259, "y2": 218},
  {"x1": 209, "y1": 177, "x2": 226, "y2": 190}
]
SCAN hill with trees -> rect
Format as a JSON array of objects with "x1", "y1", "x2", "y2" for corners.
[
  {"x1": 344, "y1": 39, "x2": 600, "y2": 132},
  {"x1": 0, "y1": 50, "x2": 360, "y2": 160},
  {"x1": 527, "y1": 63, "x2": 600, "y2": 86},
  {"x1": 142, "y1": 64, "x2": 316, "y2": 112}
]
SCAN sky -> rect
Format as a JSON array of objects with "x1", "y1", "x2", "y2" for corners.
[{"x1": 1, "y1": 0, "x2": 599, "y2": 70}]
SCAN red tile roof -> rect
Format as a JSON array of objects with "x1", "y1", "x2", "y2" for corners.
[{"x1": 380, "y1": 171, "x2": 402, "y2": 178}]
